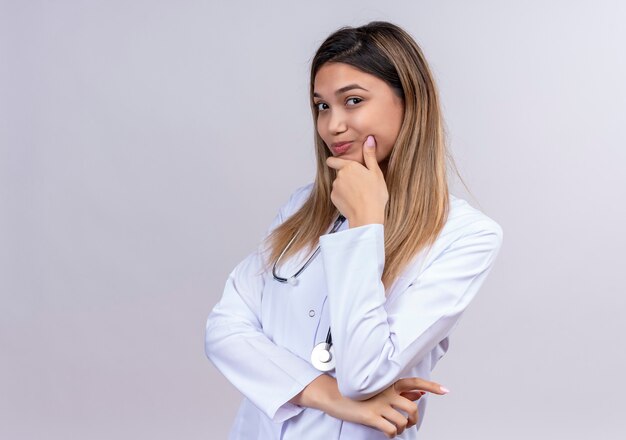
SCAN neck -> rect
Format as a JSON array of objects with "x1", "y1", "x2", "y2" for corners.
[{"x1": 380, "y1": 158, "x2": 389, "y2": 178}]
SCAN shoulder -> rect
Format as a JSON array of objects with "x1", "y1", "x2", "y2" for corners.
[
  {"x1": 448, "y1": 194, "x2": 504, "y2": 235},
  {"x1": 279, "y1": 181, "x2": 315, "y2": 220},
  {"x1": 396, "y1": 194, "x2": 504, "y2": 282},
  {"x1": 261, "y1": 182, "x2": 315, "y2": 242},
  {"x1": 446, "y1": 194, "x2": 504, "y2": 244},
  {"x1": 290, "y1": 181, "x2": 315, "y2": 203},
  {"x1": 423, "y1": 193, "x2": 504, "y2": 269}
]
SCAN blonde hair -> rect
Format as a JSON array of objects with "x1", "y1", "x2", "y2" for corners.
[{"x1": 261, "y1": 21, "x2": 470, "y2": 293}]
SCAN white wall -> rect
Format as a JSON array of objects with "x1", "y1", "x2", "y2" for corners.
[{"x1": 1, "y1": 1, "x2": 624, "y2": 438}]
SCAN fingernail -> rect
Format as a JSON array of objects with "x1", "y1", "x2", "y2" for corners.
[
  {"x1": 440, "y1": 386, "x2": 450, "y2": 394},
  {"x1": 366, "y1": 135, "x2": 375, "y2": 147}
]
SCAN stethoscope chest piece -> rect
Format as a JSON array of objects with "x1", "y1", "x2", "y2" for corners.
[{"x1": 311, "y1": 341, "x2": 335, "y2": 372}]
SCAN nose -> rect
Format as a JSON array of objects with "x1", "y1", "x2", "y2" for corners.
[{"x1": 326, "y1": 108, "x2": 347, "y2": 134}]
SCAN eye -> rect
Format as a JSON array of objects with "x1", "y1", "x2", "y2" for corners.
[
  {"x1": 314, "y1": 97, "x2": 363, "y2": 112},
  {"x1": 346, "y1": 97, "x2": 363, "y2": 106}
]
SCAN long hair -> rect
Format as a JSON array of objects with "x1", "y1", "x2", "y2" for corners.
[{"x1": 261, "y1": 21, "x2": 469, "y2": 293}]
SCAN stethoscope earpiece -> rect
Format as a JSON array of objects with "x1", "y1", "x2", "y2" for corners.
[{"x1": 287, "y1": 276, "x2": 299, "y2": 286}]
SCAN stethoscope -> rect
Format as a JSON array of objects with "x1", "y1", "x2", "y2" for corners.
[{"x1": 272, "y1": 213, "x2": 347, "y2": 372}]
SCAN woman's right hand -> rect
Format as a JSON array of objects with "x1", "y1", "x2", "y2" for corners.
[{"x1": 344, "y1": 377, "x2": 449, "y2": 438}]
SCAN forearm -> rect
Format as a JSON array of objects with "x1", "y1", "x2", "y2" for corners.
[
  {"x1": 289, "y1": 374, "x2": 340, "y2": 409},
  {"x1": 289, "y1": 374, "x2": 362, "y2": 422}
]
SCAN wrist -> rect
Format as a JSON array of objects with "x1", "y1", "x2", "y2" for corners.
[
  {"x1": 290, "y1": 374, "x2": 339, "y2": 411},
  {"x1": 290, "y1": 374, "x2": 369, "y2": 426},
  {"x1": 349, "y1": 212, "x2": 385, "y2": 228},
  {"x1": 309, "y1": 374, "x2": 342, "y2": 411}
]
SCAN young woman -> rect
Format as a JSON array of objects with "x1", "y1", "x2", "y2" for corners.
[{"x1": 205, "y1": 21, "x2": 504, "y2": 439}]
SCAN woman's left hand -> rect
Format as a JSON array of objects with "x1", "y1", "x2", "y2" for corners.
[{"x1": 326, "y1": 135, "x2": 389, "y2": 227}]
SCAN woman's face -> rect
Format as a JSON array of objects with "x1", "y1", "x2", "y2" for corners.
[{"x1": 313, "y1": 62, "x2": 404, "y2": 172}]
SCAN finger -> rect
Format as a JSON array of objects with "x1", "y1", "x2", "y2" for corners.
[
  {"x1": 413, "y1": 403, "x2": 420, "y2": 429},
  {"x1": 394, "y1": 377, "x2": 445, "y2": 394},
  {"x1": 326, "y1": 156, "x2": 352, "y2": 170},
  {"x1": 381, "y1": 407, "x2": 408, "y2": 437},
  {"x1": 394, "y1": 377, "x2": 449, "y2": 395},
  {"x1": 399, "y1": 390, "x2": 425, "y2": 401},
  {"x1": 373, "y1": 415, "x2": 399, "y2": 439},
  {"x1": 362, "y1": 135, "x2": 381, "y2": 172},
  {"x1": 395, "y1": 377, "x2": 433, "y2": 393},
  {"x1": 391, "y1": 398, "x2": 418, "y2": 428}
]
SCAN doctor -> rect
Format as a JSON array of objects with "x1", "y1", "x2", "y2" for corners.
[{"x1": 205, "y1": 21, "x2": 503, "y2": 439}]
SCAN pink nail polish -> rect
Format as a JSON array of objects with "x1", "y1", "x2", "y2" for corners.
[{"x1": 440, "y1": 386, "x2": 450, "y2": 393}]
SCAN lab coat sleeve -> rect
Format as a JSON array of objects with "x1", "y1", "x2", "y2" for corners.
[
  {"x1": 318, "y1": 219, "x2": 503, "y2": 400},
  {"x1": 205, "y1": 186, "x2": 325, "y2": 424}
]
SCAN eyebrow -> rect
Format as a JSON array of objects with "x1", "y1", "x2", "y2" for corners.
[{"x1": 312, "y1": 84, "x2": 369, "y2": 99}]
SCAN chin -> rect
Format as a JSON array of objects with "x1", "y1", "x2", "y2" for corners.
[{"x1": 344, "y1": 155, "x2": 362, "y2": 163}]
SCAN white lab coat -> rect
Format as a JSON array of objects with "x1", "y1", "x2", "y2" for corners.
[{"x1": 205, "y1": 182, "x2": 503, "y2": 439}]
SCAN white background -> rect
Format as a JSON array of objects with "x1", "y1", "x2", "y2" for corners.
[{"x1": 1, "y1": 0, "x2": 624, "y2": 438}]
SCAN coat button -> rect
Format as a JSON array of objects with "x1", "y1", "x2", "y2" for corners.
[{"x1": 309, "y1": 309, "x2": 315, "y2": 317}]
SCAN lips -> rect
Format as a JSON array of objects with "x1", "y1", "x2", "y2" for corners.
[{"x1": 331, "y1": 141, "x2": 353, "y2": 154}]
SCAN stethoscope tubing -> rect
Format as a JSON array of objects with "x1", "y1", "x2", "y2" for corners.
[
  {"x1": 271, "y1": 213, "x2": 346, "y2": 371},
  {"x1": 271, "y1": 214, "x2": 346, "y2": 284}
]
